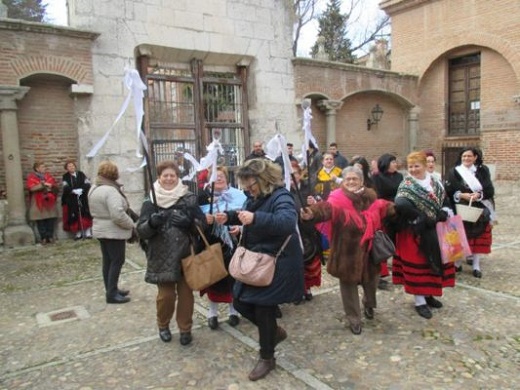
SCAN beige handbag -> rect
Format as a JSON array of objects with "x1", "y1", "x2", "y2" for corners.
[
  {"x1": 181, "y1": 225, "x2": 227, "y2": 291},
  {"x1": 229, "y1": 235, "x2": 291, "y2": 287}
]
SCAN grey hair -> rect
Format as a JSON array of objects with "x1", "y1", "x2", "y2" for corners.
[{"x1": 341, "y1": 166, "x2": 364, "y2": 184}]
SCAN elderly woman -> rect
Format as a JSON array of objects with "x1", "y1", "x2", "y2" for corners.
[
  {"x1": 88, "y1": 161, "x2": 135, "y2": 304},
  {"x1": 215, "y1": 158, "x2": 304, "y2": 381},
  {"x1": 314, "y1": 152, "x2": 343, "y2": 200},
  {"x1": 445, "y1": 147, "x2": 495, "y2": 278},
  {"x1": 301, "y1": 166, "x2": 393, "y2": 335},
  {"x1": 199, "y1": 166, "x2": 246, "y2": 330},
  {"x1": 26, "y1": 161, "x2": 59, "y2": 244},
  {"x1": 393, "y1": 151, "x2": 455, "y2": 319},
  {"x1": 61, "y1": 160, "x2": 93, "y2": 239},
  {"x1": 137, "y1": 160, "x2": 205, "y2": 346}
]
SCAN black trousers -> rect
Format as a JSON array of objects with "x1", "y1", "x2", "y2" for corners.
[
  {"x1": 99, "y1": 239, "x2": 126, "y2": 298},
  {"x1": 36, "y1": 218, "x2": 55, "y2": 241},
  {"x1": 233, "y1": 299, "x2": 277, "y2": 359}
]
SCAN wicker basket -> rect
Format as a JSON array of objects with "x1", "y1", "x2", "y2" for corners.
[{"x1": 456, "y1": 199, "x2": 483, "y2": 223}]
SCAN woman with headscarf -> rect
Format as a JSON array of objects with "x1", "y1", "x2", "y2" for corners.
[
  {"x1": 302, "y1": 166, "x2": 394, "y2": 334},
  {"x1": 215, "y1": 158, "x2": 304, "y2": 381},
  {"x1": 61, "y1": 160, "x2": 93, "y2": 239},
  {"x1": 393, "y1": 151, "x2": 455, "y2": 319},
  {"x1": 88, "y1": 161, "x2": 135, "y2": 304},
  {"x1": 372, "y1": 153, "x2": 404, "y2": 289},
  {"x1": 137, "y1": 160, "x2": 205, "y2": 346},
  {"x1": 198, "y1": 166, "x2": 246, "y2": 329},
  {"x1": 445, "y1": 147, "x2": 495, "y2": 278},
  {"x1": 26, "y1": 161, "x2": 59, "y2": 244}
]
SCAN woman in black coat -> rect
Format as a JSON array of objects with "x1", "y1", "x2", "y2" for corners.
[
  {"x1": 61, "y1": 160, "x2": 93, "y2": 239},
  {"x1": 215, "y1": 158, "x2": 304, "y2": 382}
]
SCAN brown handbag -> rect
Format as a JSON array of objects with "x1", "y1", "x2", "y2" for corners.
[{"x1": 181, "y1": 225, "x2": 227, "y2": 291}]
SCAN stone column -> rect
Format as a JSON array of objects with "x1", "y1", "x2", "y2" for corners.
[
  {"x1": 318, "y1": 99, "x2": 343, "y2": 146},
  {"x1": 407, "y1": 106, "x2": 420, "y2": 153},
  {"x1": 0, "y1": 85, "x2": 34, "y2": 246}
]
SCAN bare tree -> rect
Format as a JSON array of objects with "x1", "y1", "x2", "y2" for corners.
[{"x1": 292, "y1": 0, "x2": 319, "y2": 57}]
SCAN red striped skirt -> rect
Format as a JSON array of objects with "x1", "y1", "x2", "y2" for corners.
[
  {"x1": 304, "y1": 255, "x2": 322, "y2": 290},
  {"x1": 467, "y1": 223, "x2": 492, "y2": 254},
  {"x1": 393, "y1": 230, "x2": 455, "y2": 297}
]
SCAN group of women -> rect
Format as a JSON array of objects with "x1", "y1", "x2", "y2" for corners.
[{"x1": 28, "y1": 143, "x2": 493, "y2": 383}]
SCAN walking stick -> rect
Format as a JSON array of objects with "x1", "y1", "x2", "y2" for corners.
[
  {"x1": 209, "y1": 182, "x2": 215, "y2": 214},
  {"x1": 76, "y1": 193, "x2": 85, "y2": 238}
]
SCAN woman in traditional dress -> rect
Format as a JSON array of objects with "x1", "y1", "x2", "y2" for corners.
[
  {"x1": 199, "y1": 166, "x2": 246, "y2": 329},
  {"x1": 392, "y1": 151, "x2": 455, "y2": 319},
  {"x1": 302, "y1": 166, "x2": 393, "y2": 334},
  {"x1": 314, "y1": 152, "x2": 343, "y2": 200},
  {"x1": 372, "y1": 153, "x2": 404, "y2": 290},
  {"x1": 445, "y1": 147, "x2": 495, "y2": 278},
  {"x1": 26, "y1": 161, "x2": 59, "y2": 244},
  {"x1": 61, "y1": 160, "x2": 93, "y2": 239},
  {"x1": 290, "y1": 161, "x2": 322, "y2": 303}
]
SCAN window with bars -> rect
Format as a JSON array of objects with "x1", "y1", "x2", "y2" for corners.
[
  {"x1": 448, "y1": 53, "x2": 481, "y2": 136},
  {"x1": 142, "y1": 59, "x2": 248, "y2": 185}
]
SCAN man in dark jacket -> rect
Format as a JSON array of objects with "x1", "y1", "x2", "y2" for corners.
[
  {"x1": 329, "y1": 142, "x2": 348, "y2": 169},
  {"x1": 274, "y1": 143, "x2": 298, "y2": 173},
  {"x1": 245, "y1": 141, "x2": 268, "y2": 161}
]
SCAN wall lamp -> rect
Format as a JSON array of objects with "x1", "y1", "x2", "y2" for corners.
[{"x1": 367, "y1": 104, "x2": 384, "y2": 130}]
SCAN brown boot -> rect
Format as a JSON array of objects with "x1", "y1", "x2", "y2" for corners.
[
  {"x1": 248, "y1": 357, "x2": 276, "y2": 381},
  {"x1": 275, "y1": 326, "x2": 287, "y2": 346}
]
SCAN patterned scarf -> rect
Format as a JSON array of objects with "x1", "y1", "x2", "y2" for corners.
[{"x1": 396, "y1": 174, "x2": 445, "y2": 220}]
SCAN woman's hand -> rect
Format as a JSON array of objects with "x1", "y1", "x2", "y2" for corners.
[
  {"x1": 229, "y1": 225, "x2": 240, "y2": 236},
  {"x1": 238, "y1": 211, "x2": 255, "y2": 225},
  {"x1": 214, "y1": 212, "x2": 228, "y2": 224},
  {"x1": 300, "y1": 207, "x2": 314, "y2": 221},
  {"x1": 307, "y1": 195, "x2": 317, "y2": 205}
]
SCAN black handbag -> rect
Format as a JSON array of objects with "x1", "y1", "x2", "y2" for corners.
[{"x1": 369, "y1": 230, "x2": 395, "y2": 265}]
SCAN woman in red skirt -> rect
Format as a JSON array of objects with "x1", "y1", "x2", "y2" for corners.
[
  {"x1": 393, "y1": 151, "x2": 455, "y2": 319},
  {"x1": 445, "y1": 147, "x2": 496, "y2": 278}
]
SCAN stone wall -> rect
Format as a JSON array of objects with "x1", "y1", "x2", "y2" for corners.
[{"x1": 67, "y1": 0, "x2": 298, "y2": 196}]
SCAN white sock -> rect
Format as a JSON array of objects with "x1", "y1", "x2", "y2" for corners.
[
  {"x1": 472, "y1": 254, "x2": 481, "y2": 271},
  {"x1": 228, "y1": 303, "x2": 238, "y2": 316},
  {"x1": 415, "y1": 295, "x2": 426, "y2": 306},
  {"x1": 208, "y1": 301, "x2": 219, "y2": 318}
]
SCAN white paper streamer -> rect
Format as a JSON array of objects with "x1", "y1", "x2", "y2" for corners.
[
  {"x1": 301, "y1": 100, "x2": 318, "y2": 165},
  {"x1": 181, "y1": 139, "x2": 223, "y2": 183},
  {"x1": 266, "y1": 133, "x2": 291, "y2": 190},
  {"x1": 86, "y1": 68, "x2": 147, "y2": 159}
]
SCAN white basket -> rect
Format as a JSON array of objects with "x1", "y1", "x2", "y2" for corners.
[{"x1": 456, "y1": 199, "x2": 483, "y2": 223}]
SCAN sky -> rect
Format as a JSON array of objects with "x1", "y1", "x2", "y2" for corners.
[{"x1": 44, "y1": 0, "x2": 385, "y2": 57}]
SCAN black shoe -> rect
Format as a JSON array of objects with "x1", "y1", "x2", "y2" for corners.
[
  {"x1": 364, "y1": 307, "x2": 374, "y2": 320},
  {"x1": 425, "y1": 296, "x2": 443, "y2": 308},
  {"x1": 466, "y1": 256, "x2": 474, "y2": 266},
  {"x1": 118, "y1": 289, "x2": 130, "y2": 297},
  {"x1": 473, "y1": 269, "x2": 482, "y2": 278},
  {"x1": 159, "y1": 328, "x2": 172, "y2": 342},
  {"x1": 208, "y1": 316, "x2": 219, "y2": 330},
  {"x1": 304, "y1": 292, "x2": 313, "y2": 301},
  {"x1": 378, "y1": 279, "x2": 390, "y2": 291},
  {"x1": 415, "y1": 304, "x2": 432, "y2": 319},
  {"x1": 106, "y1": 294, "x2": 130, "y2": 304},
  {"x1": 455, "y1": 266, "x2": 463, "y2": 273},
  {"x1": 275, "y1": 306, "x2": 282, "y2": 318},
  {"x1": 179, "y1": 332, "x2": 192, "y2": 346},
  {"x1": 228, "y1": 315, "x2": 240, "y2": 327},
  {"x1": 349, "y1": 323, "x2": 362, "y2": 335}
]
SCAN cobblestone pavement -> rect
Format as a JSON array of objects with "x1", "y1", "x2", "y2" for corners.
[{"x1": 0, "y1": 183, "x2": 519, "y2": 389}]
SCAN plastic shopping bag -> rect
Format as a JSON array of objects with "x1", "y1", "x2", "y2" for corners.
[{"x1": 436, "y1": 215, "x2": 472, "y2": 264}]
